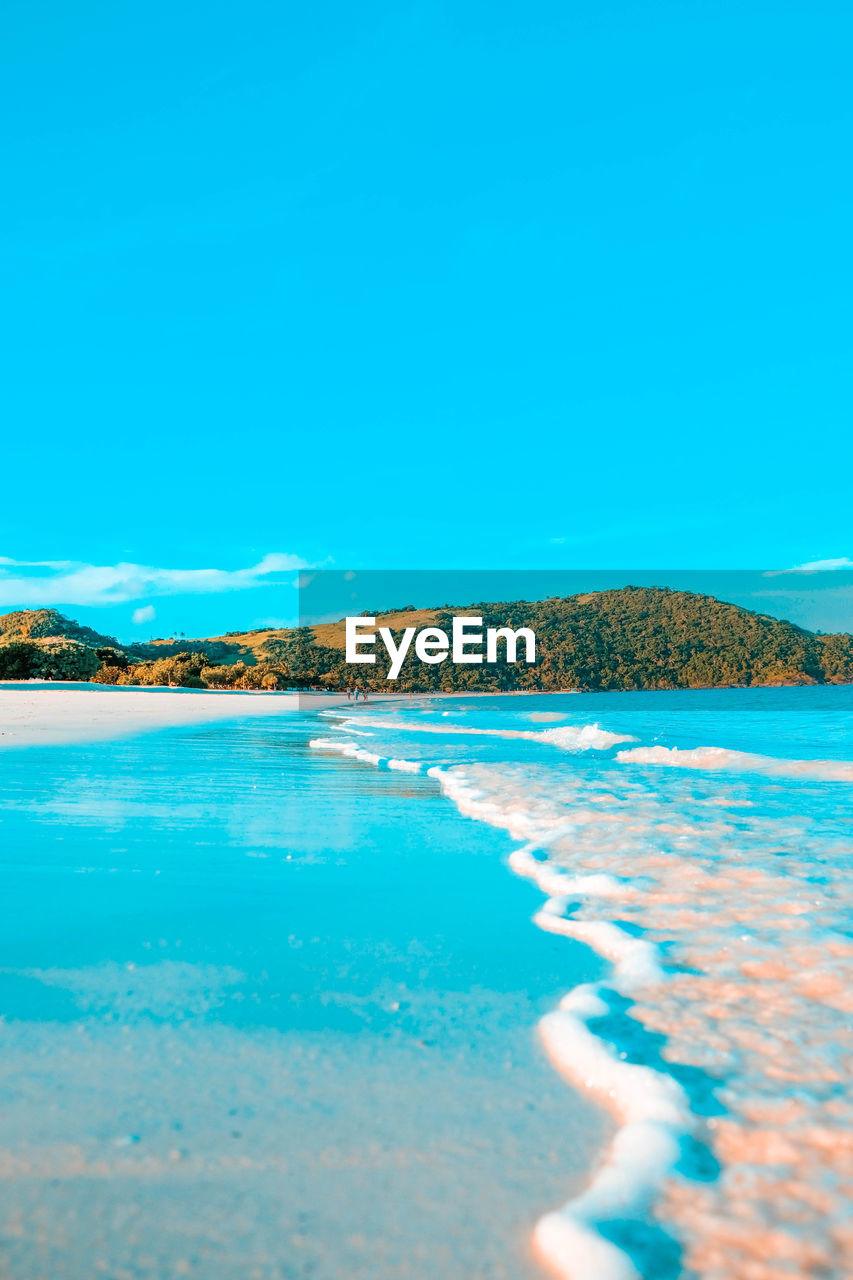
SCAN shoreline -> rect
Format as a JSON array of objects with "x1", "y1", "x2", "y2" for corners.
[
  {"x1": 0, "y1": 685, "x2": 403, "y2": 750},
  {"x1": 2, "y1": 680, "x2": 843, "y2": 753},
  {"x1": 0, "y1": 695, "x2": 610, "y2": 1279}
]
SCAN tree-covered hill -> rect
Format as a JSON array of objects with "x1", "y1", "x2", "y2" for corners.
[
  {"x1": 0, "y1": 609, "x2": 116, "y2": 680},
  {"x1": 0, "y1": 608, "x2": 122, "y2": 649},
  {"x1": 0, "y1": 608, "x2": 245, "y2": 679},
  {"x1": 277, "y1": 587, "x2": 853, "y2": 691},
  {"x1": 1, "y1": 589, "x2": 852, "y2": 690}
]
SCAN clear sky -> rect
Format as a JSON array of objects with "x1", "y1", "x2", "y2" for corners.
[{"x1": 2, "y1": 0, "x2": 851, "y2": 638}]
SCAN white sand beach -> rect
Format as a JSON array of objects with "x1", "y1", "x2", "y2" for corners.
[{"x1": 0, "y1": 686, "x2": 390, "y2": 749}]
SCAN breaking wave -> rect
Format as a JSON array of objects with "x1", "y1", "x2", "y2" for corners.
[
  {"x1": 309, "y1": 737, "x2": 422, "y2": 773},
  {"x1": 333, "y1": 714, "x2": 635, "y2": 752},
  {"x1": 617, "y1": 743, "x2": 853, "y2": 781}
]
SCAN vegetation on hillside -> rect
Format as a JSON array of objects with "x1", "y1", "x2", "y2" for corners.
[
  {"x1": 2, "y1": 589, "x2": 852, "y2": 691},
  {"x1": 0, "y1": 608, "x2": 120, "y2": 649},
  {"x1": 266, "y1": 589, "x2": 853, "y2": 692},
  {"x1": 0, "y1": 638, "x2": 101, "y2": 681}
]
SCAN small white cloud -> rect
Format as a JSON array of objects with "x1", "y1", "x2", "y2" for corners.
[
  {"x1": 793, "y1": 557, "x2": 853, "y2": 572},
  {"x1": 0, "y1": 552, "x2": 313, "y2": 607},
  {"x1": 132, "y1": 605, "x2": 156, "y2": 625}
]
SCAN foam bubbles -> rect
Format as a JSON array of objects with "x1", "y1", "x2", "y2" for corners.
[
  {"x1": 308, "y1": 738, "x2": 421, "y2": 772},
  {"x1": 311, "y1": 694, "x2": 853, "y2": 1279},
  {"x1": 431, "y1": 757, "x2": 853, "y2": 1280},
  {"x1": 343, "y1": 715, "x2": 636, "y2": 752}
]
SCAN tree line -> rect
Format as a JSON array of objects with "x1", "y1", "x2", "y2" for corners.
[{"x1": 2, "y1": 589, "x2": 852, "y2": 691}]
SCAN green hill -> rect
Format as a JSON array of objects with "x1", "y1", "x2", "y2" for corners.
[
  {"x1": 272, "y1": 586, "x2": 853, "y2": 691},
  {"x1": 2, "y1": 589, "x2": 852, "y2": 690},
  {"x1": 0, "y1": 608, "x2": 122, "y2": 649}
]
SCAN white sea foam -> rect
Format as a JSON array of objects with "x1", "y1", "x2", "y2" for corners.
[
  {"x1": 310, "y1": 738, "x2": 383, "y2": 765},
  {"x1": 328, "y1": 741, "x2": 692, "y2": 1279},
  {"x1": 424, "y1": 762, "x2": 690, "y2": 1280},
  {"x1": 426, "y1": 750, "x2": 853, "y2": 1280},
  {"x1": 534, "y1": 908, "x2": 664, "y2": 991},
  {"x1": 510, "y1": 845, "x2": 624, "y2": 901},
  {"x1": 537, "y1": 724, "x2": 635, "y2": 751},
  {"x1": 346, "y1": 716, "x2": 635, "y2": 752},
  {"x1": 534, "y1": 985, "x2": 689, "y2": 1280},
  {"x1": 308, "y1": 738, "x2": 421, "y2": 773},
  {"x1": 616, "y1": 743, "x2": 853, "y2": 781},
  {"x1": 316, "y1": 700, "x2": 853, "y2": 1279}
]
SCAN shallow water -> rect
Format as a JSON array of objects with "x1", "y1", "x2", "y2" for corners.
[
  {"x1": 0, "y1": 712, "x2": 607, "y2": 1279},
  {"x1": 314, "y1": 686, "x2": 853, "y2": 1280}
]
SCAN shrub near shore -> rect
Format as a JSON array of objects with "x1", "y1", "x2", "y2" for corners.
[
  {"x1": 0, "y1": 638, "x2": 100, "y2": 682},
  {"x1": 91, "y1": 654, "x2": 291, "y2": 690},
  {"x1": 0, "y1": 640, "x2": 292, "y2": 690}
]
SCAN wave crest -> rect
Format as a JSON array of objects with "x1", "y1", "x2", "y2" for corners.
[{"x1": 617, "y1": 744, "x2": 853, "y2": 781}]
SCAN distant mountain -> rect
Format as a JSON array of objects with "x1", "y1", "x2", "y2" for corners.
[
  {"x1": 273, "y1": 586, "x2": 853, "y2": 691},
  {"x1": 2, "y1": 589, "x2": 852, "y2": 690},
  {"x1": 0, "y1": 609, "x2": 244, "y2": 663}
]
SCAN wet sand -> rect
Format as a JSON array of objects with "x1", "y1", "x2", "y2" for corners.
[
  {"x1": 0, "y1": 686, "x2": 398, "y2": 749},
  {"x1": 0, "y1": 708, "x2": 610, "y2": 1279}
]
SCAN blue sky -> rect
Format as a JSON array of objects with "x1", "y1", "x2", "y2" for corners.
[{"x1": 2, "y1": 0, "x2": 851, "y2": 638}]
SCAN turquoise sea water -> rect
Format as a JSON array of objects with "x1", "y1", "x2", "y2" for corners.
[
  {"x1": 0, "y1": 701, "x2": 606, "y2": 1279},
  {"x1": 313, "y1": 686, "x2": 853, "y2": 1280},
  {"x1": 2, "y1": 686, "x2": 852, "y2": 1280}
]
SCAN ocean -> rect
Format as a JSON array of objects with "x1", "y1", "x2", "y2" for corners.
[
  {"x1": 0, "y1": 697, "x2": 604, "y2": 1279},
  {"x1": 313, "y1": 685, "x2": 853, "y2": 1280},
  {"x1": 1, "y1": 685, "x2": 851, "y2": 1279}
]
